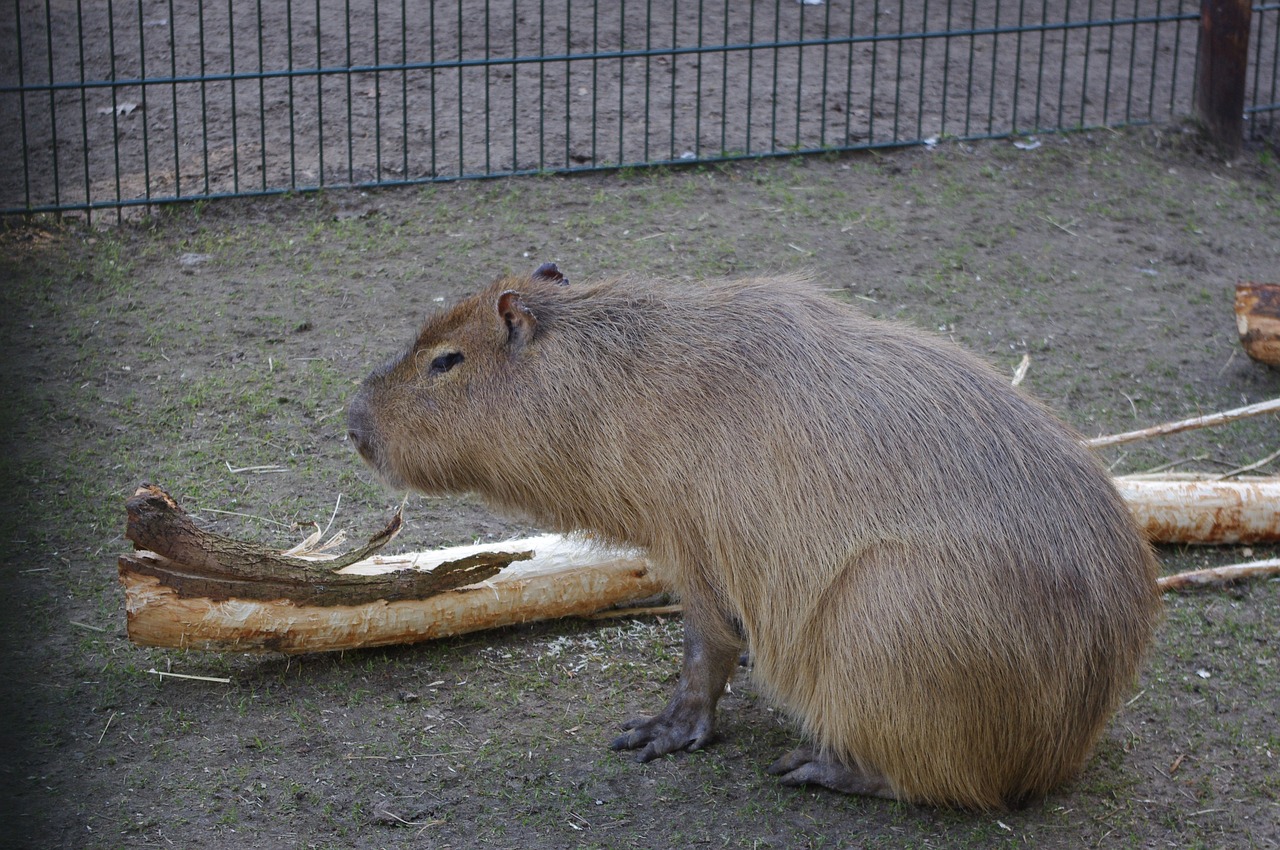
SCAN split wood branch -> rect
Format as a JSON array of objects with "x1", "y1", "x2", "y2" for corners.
[
  {"x1": 1157, "y1": 558, "x2": 1280, "y2": 592},
  {"x1": 1084, "y1": 398, "x2": 1280, "y2": 449},
  {"x1": 124, "y1": 483, "x2": 526, "y2": 605}
]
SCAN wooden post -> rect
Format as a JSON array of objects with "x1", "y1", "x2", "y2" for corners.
[{"x1": 1197, "y1": 0, "x2": 1252, "y2": 157}]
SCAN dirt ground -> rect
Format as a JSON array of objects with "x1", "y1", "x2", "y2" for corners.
[
  {"x1": 1, "y1": 126, "x2": 1279, "y2": 849},
  {"x1": 3, "y1": 0, "x2": 1208, "y2": 213}
]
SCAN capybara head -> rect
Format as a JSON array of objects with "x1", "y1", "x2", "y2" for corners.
[{"x1": 347, "y1": 262, "x2": 567, "y2": 494}]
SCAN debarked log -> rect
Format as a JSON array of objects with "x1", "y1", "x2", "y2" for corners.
[
  {"x1": 120, "y1": 535, "x2": 664, "y2": 653},
  {"x1": 1114, "y1": 475, "x2": 1280, "y2": 545}
]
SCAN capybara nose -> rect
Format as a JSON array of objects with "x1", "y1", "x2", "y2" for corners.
[{"x1": 345, "y1": 395, "x2": 374, "y2": 460}]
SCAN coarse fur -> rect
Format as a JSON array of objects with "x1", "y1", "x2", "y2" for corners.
[{"x1": 347, "y1": 268, "x2": 1162, "y2": 810}]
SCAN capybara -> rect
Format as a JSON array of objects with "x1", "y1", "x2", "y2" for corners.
[{"x1": 347, "y1": 264, "x2": 1161, "y2": 809}]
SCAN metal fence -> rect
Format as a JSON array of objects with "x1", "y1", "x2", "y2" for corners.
[{"x1": 2, "y1": 1, "x2": 1278, "y2": 219}]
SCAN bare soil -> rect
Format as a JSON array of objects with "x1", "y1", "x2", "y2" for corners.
[
  {"x1": 1, "y1": 127, "x2": 1279, "y2": 849},
  {"x1": 3, "y1": 0, "x2": 1209, "y2": 213}
]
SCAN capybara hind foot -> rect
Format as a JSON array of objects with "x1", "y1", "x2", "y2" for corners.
[
  {"x1": 610, "y1": 698, "x2": 717, "y2": 762},
  {"x1": 767, "y1": 746, "x2": 897, "y2": 800}
]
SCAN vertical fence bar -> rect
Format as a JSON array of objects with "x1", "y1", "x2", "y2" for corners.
[
  {"x1": 315, "y1": 0, "x2": 324, "y2": 187},
  {"x1": 745, "y1": 0, "x2": 756, "y2": 152},
  {"x1": 921, "y1": 0, "x2": 932, "y2": 139},
  {"x1": 256, "y1": 0, "x2": 267, "y2": 190},
  {"x1": 1148, "y1": 0, "x2": 1164, "y2": 122},
  {"x1": 1080, "y1": 0, "x2": 1095, "y2": 126},
  {"x1": 590, "y1": 0, "x2": 598, "y2": 164},
  {"x1": 345, "y1": 0, "x2": 354, "y2": 183},
  {"x1": 167, "y1": 0, "x2": 181, "y2": 197},
  {"x1": 870, "y1": 0, "x2": 882, "y2": 141},
  {"x1": 43, "y1": 0, "x2": 60, "y2": 209},
  {"x1": 691, "y1": 0, "x2": 702, "y2": 156},
  {"x1": 892, "y1": 0, "x2": 904, "y2": 138},
  {"x1": 458, "y1": 0, "x2": 466, "y2": 174},
  {"x1": 537, "y1": 0, "x2": 545, "y2": 170},
  {"x1": 513, "y1": 0, "x2": 521, "y2": 171},
  {"x1": 229, "y1": 0, "x2": 240, "y2": 192},
  {"x1": 670, "y1": 0, "x2": 678, "y2": 159},
  {"x1": 1126, "y1": 0, "x2": 1141, "y2": 121},
  {"x1": 795, "y1": 0, "x2": 807, "y2": 148},
  {"x1": 842, "y1": 0, "x2": 855, "y2": 147},
  {"x1": 1034, "y1": 0, "x2": 1049, "y2": 130},
  {"x1": 107, "y1": 0, "x2": 124, "y2": 211},
  {"x1": 618, "y1": 0, "x2": 627, "y2": 163},
  {"x1": 286, "y1": 0, "x2": 297, "y2": 187},
  {"x1": 432, "y1": 0, "x2": 440, "y2": 176},
  {"x1": 485, "y1": 0, "x2": 493, "y2": 172},
  {"x1": 14, "y1": 1, "x2": 31, "y2": 209},
  {"x1": 403, "y1": 0, "x2": 410, "y2": 178},
  {"x1": 76, "y1": 0, "x2": 91, "y2": 208},
  {"x1": 1198, "y1": 0, "x2": 1252, "y2": 155},
  {"x1": 1102, "y1": 0, "x2": 1118, "y2": 123},
  {"x1": 1057, "y1": 0, "x2": 1072, "y2": 128},
  {"x1": 642, "y1": 0, "x2": 652, "y2": 160},
  {"x1": 1011, "y1": 0, "x2": 1025, "y2": 133},
  {"x1": 940, "y1": 0, "x2": 954, "y2": 135},
  {"x1": 817, "y1": 0, "x2": 832, "y2": 147},
  {"x1": 197, "y1": 0, "x2": 210, "y2": 194},
  {"x1": 564, "y1": 0, "x2": 572, "y2": 166},
  {"x1": 986, "y1": 0, "x2": 1001, "y2": 135},
  {"x1": 136, "y1": 0, "x2": 152, "y2": 202},
  {"x1": 721, "y1": 0, "x2": 730, "y2": 155},
  {"x1": 962, "y1": 0, "x2": 976, "y2": 136}
]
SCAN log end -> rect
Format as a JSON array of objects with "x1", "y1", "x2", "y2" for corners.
[{"x1": 1235, "y1": 282, "x2": 1280, "y2": 367}]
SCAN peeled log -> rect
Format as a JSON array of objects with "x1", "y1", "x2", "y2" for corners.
[
  {"x1": 1115, "y1": 475, "x2": 1280, "y2": 545},
  {"x1": 120, "y1": 534, "x2": 664, "y2": 653},
  {"x1": 1235, "y1": 282, "x2": 1280, "y2": 366}
]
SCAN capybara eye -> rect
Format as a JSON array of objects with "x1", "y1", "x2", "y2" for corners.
[{"x1": 428, "y1": 351, "x2": 465, "y2": 376}]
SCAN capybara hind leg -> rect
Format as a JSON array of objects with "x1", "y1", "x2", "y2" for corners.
[
  {"x1": 611, "y1": 605, "x2": 742, "y2": 762},
  {"x1": 767, "y1": 746, "x2": 897, "y2": 800}
]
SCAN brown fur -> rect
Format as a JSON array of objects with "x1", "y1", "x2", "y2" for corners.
[{"x1": 347, "y1": 270, "x2": 1161, "y2": 810}]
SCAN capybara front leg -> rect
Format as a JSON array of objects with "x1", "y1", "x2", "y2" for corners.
[
  {"x1": 767, "y1": 745, "x2": 898, "y2": 801},
  {"x1": 610, "y1": 609, "x2": 741, "y2": 762}
]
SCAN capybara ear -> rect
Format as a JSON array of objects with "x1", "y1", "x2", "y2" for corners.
[
  {"x1": 532, "y1": 262, "x2": 567, "y2": 285},
  {"x1": 496, "y1": 290, "x2": 537, "y2": 348}
]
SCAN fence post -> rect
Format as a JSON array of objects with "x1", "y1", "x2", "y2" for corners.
[{"x1": 1197, "y1": 0, "x2": 1252, "y2": 157}]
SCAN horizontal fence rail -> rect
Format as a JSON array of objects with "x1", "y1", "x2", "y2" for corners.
[{"x1": 1, "y1": 0, "x2": 1276, "y2": 218}]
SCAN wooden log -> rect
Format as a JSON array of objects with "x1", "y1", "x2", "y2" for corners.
[
  {"x1": 119, "y1": 534, "x2": 665, "y2": 653},
  {"x1": 1235, "y1": 283, "x2": 1280, "y2": 366},
  {"x1": 1114, "y1": 476, "x2": 1280, "y2": 545}
]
